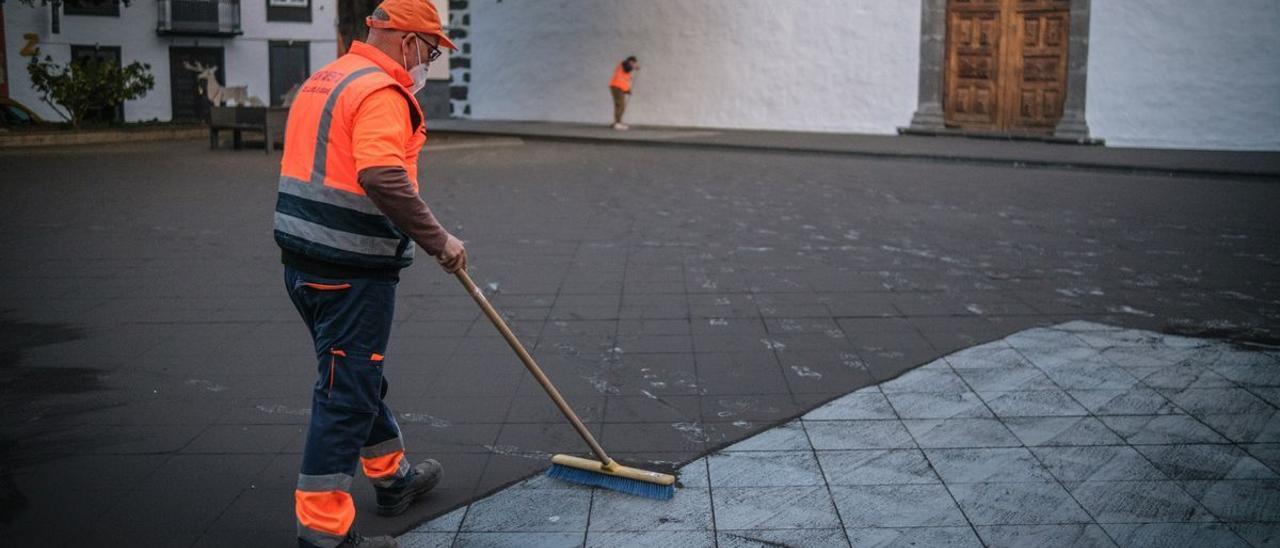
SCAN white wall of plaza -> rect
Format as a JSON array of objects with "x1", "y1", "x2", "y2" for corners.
[
  {"x1": 1085, "y1": 0, "x2": 1280, "y2": 151},
  {"x1": 2, "y1": 0, "x2": 450, "y2": 123},
  {"x1": 467, "y1": 0, "x2": 924, "y2": 135},
  {"x1": 464, "y1": 0, "x2": 1280, "y2": 151}
]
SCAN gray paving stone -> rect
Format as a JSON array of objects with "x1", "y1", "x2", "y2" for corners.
[
  {"x1": 1180, "y1": 479, "x2": 1280, "y2": 522},
  {"x1": 1228, "y1": 522, "x2": 1280, "y2": 548},
  {"x1": 1068, "y1": 387, "x2": 1179, "y2": 415},
  {"x1": 1031, "y1": 446, "x2": 1167, "y2": 482},
  {"x1": 1101, "y1": 523, "x2": 1248, "y2": 548},
  {"x1": 925, "y1": 448, "x2": 1055, "y2": 483},
  {"x1": 1074, "y1": 329, "x2": 1165, "y2": 348},
  {"x1": 399, "y1": 532, "x2": 457, "y2": 548},
  {"x1": 845, "y1": 527, "x2": 982, "y2": 547},
  {"x1": 1053, "y1": 321, "x2": 1119, "y2": 333},
  {"x1": 1211, "y1": 357, "x2": 1280, "y2": 387},
  {"x1": 723, "y1": 421, "x2": 812, "y2": 451},
  {"x1": 454, "y1": 532, "x2": 584, "y2": 547},
  {"x1": 981, "y1": 390, "x2": 1090, "y2": 418},
  {"x1": 881, "y1": 366, "x2": 970, "y2": 394},
  {"x1": 460, "y1": 489, "x2": 591, "y2": 532},
  {"x1": 708, "y1": 451, "x2": 825, "y2": 487},
  {"x1": 974, "y1": 524, "x2": 1117, "y2": 548},
  {"x1": 949, "y1": 482, "x2": 1092, "y2": 525},
  {"x1": 1004, "y1": 329, "x2": 1082, "y2": 352},
  {"x1": 410, "y1": 507, "x2": 467, "y2": 533},
  {"x1": 1100, "y1": 345, "x2": 1200, "y2": 369},
  {"x1": 804, "y1": 420, "x2": 916, "y2": 450},
  {"x1": 587, "y1": 487, "x2": 712, "y2": 532},
  {"x1": 676, "y1": 458, "x2": 710, "y2": 488},
  {"x1": 1198, "y1": 412, "x2": 1280, "y2": 444},
  {"x1": 1067, "y1": 481, "x2": 1214, "y2": 523},
  {"x1": 1040, "y1": 365, "x2": 1142, "y2": 391},
  {"x1": 944, "y1": 343, "x2": 1032, "y2": 370},
  {"x1": 830, "y1": 484, "x2": 967, "y2": 528},
  {"x1": 586, "y1": 530, "x2": 715, "y2": 547},
  {"x1": 885, "y1": 391, "x2": 994, "y2": 419},
  {"x1": 816, "y1": 449, "x2": 939, "y2": 486},
  {"x1": 1242, "y1": 443, "x2": 1280, "y2": 474},
  {"x1": 1134, "y1": 444, "x2": 1278, "y2": 481},
  {"x1": 954, "y1": 366, "x2": 1057, "y2": 394},
  {"x1": 1252, "y1": 387, "x2": 1280, "y2": 409},
  {"x1": 1167, "y1": 388, "x2": 1275, "y2": 416},
  {"x1": 1018, "y1": 346, "x2": 1107, "y2": 372},
  {"x1": 1135, "y1": 363, "x2": 1235, "y2": 392},
  {"x1": 803, "y1": 392, "x2": 897, "y2": 420},
  {"x1": 712, "y1": 486, "x2": 842, "y2": 530},
  {"x1": 1100, "y1": 415, "x2": 1230, "y2": 445},
  {"x1": 903, "y1": 419, "x2": 1022, "y2": 448},
  {"x1": 1003, "y1": 416, "x2": 1126, "y2": 447},
  {"x1": 718, "y1": 528, "x2": 850, "y2": 548}
]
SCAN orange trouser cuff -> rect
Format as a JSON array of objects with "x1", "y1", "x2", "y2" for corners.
[
  {"x1": 295, "y1": 489, "x2": 355, "y2": 537},
  {"x1": 361, "y1": 449, "x2": 405, "y2": 479}
]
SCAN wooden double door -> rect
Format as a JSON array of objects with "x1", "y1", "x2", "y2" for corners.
[{"x1": 944, "y1": 0, "x2": 1070, "y2": 132}]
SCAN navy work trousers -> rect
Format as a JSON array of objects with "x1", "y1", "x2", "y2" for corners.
[{"x1": 284, "y1": 267, "x2": 407, "y2": 546}]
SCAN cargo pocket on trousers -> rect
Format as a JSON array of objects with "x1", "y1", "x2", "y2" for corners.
[{"x1": 319, "y1": 348, "x2": 384, "y2": 413}]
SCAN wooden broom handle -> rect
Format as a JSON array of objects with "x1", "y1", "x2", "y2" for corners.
[{"x1": 455, "y1": 268, "x2": 614, "y2": 466}]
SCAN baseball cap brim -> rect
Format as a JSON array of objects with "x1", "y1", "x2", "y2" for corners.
[
  {"x1": 366, "y1": 15, "x2": 459, "y2": 51},
  {"x1": 426, "y1": 31, "x2": 458, "y2": 51}
]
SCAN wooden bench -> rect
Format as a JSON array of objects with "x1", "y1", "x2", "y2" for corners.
[{"x1": 209, "y1": 106, "x2": 288, "y2": 153}]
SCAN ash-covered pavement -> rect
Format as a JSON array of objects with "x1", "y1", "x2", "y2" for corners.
[{"x1": 0, "y1": 135, "x2": 1277, "y2": 546}]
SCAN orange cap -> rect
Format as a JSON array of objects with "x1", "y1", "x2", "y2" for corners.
[{"x1": 366, "y1": 0, "x2": 458, "y2": 50}]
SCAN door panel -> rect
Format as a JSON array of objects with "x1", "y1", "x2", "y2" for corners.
[
  {"x1": 945, "y1": 0, "x2": 1003, "y2": 128},
  {"x1": 944, "y1": 0, "x2": 1070, "y2": 132},
  {"x1": 269, "y1": 41, "x2": 310, "y2": 107},
  {"x1": 1004, "y1": 0, "x2": 1071, "y2": 129},
  {"x1": 169, "y1": 47, "x2": 224, "y2": 122}
]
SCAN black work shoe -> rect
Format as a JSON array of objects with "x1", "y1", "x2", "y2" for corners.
[
  {"x1": 375, "y1": 459, "x2": 442, "y2": 516},
  {"x1": 340, "y1": 532, "x2": 399, "y2": 547},
  {"x1": 298, "y1": 532, "x2": 399, "y2": 548}
]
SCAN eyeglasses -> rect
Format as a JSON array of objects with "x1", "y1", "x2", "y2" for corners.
[{"x1": 410, "y1": 33, "x2": 443, "y2": 63}]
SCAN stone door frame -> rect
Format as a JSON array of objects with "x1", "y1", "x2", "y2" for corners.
[{"x1": 907, "y1": 0, "x2": 1092, "y2": 139}]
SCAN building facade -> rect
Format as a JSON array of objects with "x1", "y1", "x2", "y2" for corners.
[
  {"x1": 1, "y1": 0, "x2": 451, "y2": 123},
  {"x1": 448, "y1": 0, "x2": 1280, "y2": 151}
]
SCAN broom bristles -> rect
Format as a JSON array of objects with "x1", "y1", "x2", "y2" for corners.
[{"x1": 547, "y1": 463, "x2": 675, "y2": 500}]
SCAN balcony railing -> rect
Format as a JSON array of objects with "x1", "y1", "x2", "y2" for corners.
[{"x1": 157, "y1": 0, "x2": 242, "y2": 37}]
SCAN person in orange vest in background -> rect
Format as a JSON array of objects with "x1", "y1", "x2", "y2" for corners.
[
  {"x1": 609, "y1": 55, "x2": 639, "y2": 130},
  {"x1": 272, "y1": 0, "x2": 465, "y2": 546}
]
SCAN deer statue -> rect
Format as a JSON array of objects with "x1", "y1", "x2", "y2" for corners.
[{"x1": 182, "y1": 61, "x2": 265, "y2": 107}]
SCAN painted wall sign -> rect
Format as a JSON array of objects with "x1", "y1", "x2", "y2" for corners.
[{"x1": 21, "y1": 33, "x2": 40, "y2": 57}]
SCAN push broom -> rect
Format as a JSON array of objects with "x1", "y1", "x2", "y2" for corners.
[{"x1": 455, "y1": 268, "x2": 676, "y2": 500}]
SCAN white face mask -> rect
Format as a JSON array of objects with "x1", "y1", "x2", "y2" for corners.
[
  {"x1": 404, "y1": 39, "x2": 428, "y2": 94},
  {"x1": 408, "y1": 63, "x2": 428, "y2": 94}
]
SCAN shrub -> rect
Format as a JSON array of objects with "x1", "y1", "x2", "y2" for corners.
[{"x1": 26, "y1": 51, "x2": 155, "y2": 128}]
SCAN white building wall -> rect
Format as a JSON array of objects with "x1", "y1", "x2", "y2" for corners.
[
  {"x1": 468, "y1": 0, "x2": 922, "y2": 134},
  {"x1": 4, "y1": 0, "x2": 338, "y2": 123},
  {"x1": 1086, "y1": 0, "x2": 1280, "y2": 150}
]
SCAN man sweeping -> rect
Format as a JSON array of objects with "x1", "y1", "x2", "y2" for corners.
[
  {"x1": 609, "y1": 55, "x2": 639, "y2": 130},
  {"x1": 272, "y1": 1, "x2": 465, "y2": 546}
]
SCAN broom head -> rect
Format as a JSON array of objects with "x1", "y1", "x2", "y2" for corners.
[{"x1": 547, "y1": 454, "x2": 676, "y2": 501}]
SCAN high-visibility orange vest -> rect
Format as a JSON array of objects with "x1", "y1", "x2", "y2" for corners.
[
  {"x1": 609, "y1": 63, "x2": 633, "y2": 92},
  {"x1": 274, "y1": 45, "x2": 426, "y2": 270}
]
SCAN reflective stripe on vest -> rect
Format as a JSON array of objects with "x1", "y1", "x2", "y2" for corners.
[{"x1": 273, "y1": 62, "x2": 416, "y2": 270}]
